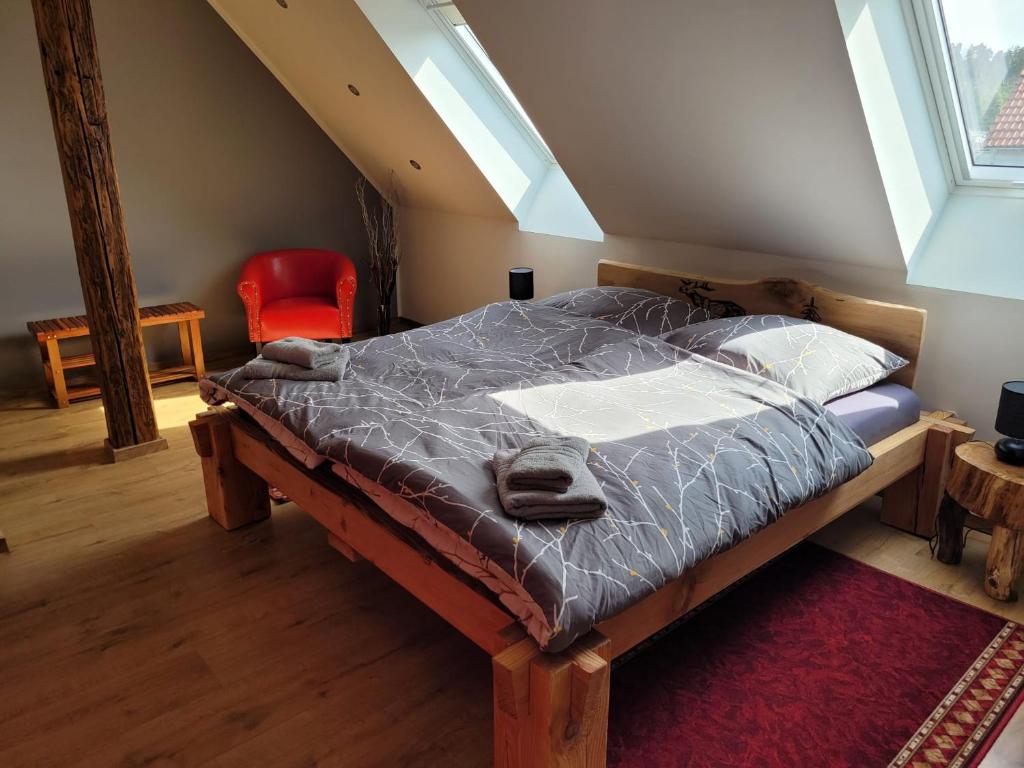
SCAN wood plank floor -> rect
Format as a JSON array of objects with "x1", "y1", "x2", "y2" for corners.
[{"x1": 0, "y1": 381, "x2": 1020, "y2": 767}]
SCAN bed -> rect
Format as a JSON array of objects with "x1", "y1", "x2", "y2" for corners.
[{"x1": 190, "y1": 259, "x2": 971, "y2": 767}]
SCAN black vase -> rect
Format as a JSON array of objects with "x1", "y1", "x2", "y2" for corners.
[{"x1": 376, "y1": 296, "x2": 392, "y2": 337}]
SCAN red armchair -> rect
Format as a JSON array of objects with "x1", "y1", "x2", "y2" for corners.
[{"x1": 237, "y1": 249, "x2": 357, "y2": 343}]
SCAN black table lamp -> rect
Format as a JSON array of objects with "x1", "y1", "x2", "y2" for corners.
[
  {"x1": 509, "y1": 267, "x2": 534, "y2": 301},
  {"x1": 995, "y1": 381, "x2": 1024, "y2": 465}
]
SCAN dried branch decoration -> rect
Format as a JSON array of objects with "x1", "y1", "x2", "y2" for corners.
[
  {"x1": 356, "y1": 174, "x2": 401, "y2": 301},
  {"x1": 356, "y1": 173, "x2": 401, "y2": 334}
]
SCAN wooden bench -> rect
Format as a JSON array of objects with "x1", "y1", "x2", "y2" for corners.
[{"x1": 28, "y1": 302, "x2": 206, "y2": 408}]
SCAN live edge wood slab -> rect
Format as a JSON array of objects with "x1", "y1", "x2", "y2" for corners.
[
  {"x1": 595, "y1": 259, "x2": 926, "y2": 388},
  {"x1": 190, "y1": 262, "x2": 943, "y2": 766}
]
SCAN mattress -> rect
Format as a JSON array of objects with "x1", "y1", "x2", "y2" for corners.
[
  {"x1": 826, "y1": 383, "x2": 921, "y2": 446},
  {"x1": 202, "y1": 288, "x2": 875, "y2": 652}
]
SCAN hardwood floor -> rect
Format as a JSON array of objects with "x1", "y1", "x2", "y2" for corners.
[{"x1": 1, "y1": 382, "x2": 1021, "y2": 766}]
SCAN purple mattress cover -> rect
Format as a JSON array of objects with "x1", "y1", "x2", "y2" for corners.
[{"x1": 825, "y1": 382, "x2": 921, "y2": 446}]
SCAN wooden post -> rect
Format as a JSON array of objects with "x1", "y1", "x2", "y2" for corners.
[
  {"x1": 493, "y1": 632, "x2": 611, "y2": 768},
  {"x1": 879, "y1": 471, "x2": 919, "y2": 533},
  {"x1": 189, "y1": 412, "x2": 270, "y2": 530},
  {"x1": 31, "y1": 0, "x2": 166, "y2": 458},
  {"x1": 880, "y1": 414, "x2": 975, "y2": 537}
]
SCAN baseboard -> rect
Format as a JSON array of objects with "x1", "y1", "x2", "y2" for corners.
[{"x1": 104, "y1": 436, "x2": 170, "y2": 463}]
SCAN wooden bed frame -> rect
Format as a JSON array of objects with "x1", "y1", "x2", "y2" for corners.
[{"x1": 190, "y1": 260, "x2": 972, "y2": 767}]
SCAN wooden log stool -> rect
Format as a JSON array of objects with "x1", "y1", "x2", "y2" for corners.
[{"x1": 936, "y1": 441, "x2": 1024, "y2": 600}]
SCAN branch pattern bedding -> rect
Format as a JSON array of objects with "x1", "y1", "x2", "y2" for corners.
[{"x1": 202, "y1": 289, "x2": 874, "y2": 652}]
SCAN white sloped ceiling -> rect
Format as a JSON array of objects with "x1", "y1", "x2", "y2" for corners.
[
  {"x1": 457, "y1": 0, "x2": 906, "y2": 270},
  {"x1": 208, "y1": 0, "x2": 509, "y2": 219}
]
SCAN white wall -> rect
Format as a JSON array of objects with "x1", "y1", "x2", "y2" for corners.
[
  {"x1": 837, "y1": 0, "x2": 949, "y2": 266},
  {"x1": 354, "y1": 0, "x2": 602, "y2": 242},
  {"x1": 355, "y1": 0, "x2": 549, "y2": 217},
  {"x1": 838, "y1": 0, "x2": 1024, "y2": 304},
  {"x1": 400, "y1": 206, "x2": 1024, "y2": 440},
  {"x1": 457, "y1": 0, "x2": 905, "y2": 271},
  {"x1": 909, "y1": 192, "x2": 1024, "y2": 302}
]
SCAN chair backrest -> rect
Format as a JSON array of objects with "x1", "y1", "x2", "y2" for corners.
[{"x1": 240, "y1": 249, "x2": 348, "y2": 303}]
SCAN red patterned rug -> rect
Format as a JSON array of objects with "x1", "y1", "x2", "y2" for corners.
[{"x1": 609, "y1": 544, "x2": 1023, "y2": 767}]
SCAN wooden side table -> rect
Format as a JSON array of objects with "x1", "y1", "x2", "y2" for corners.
[{"x1": 936, "y1": 441, "x2": 1024, "y2": 600}]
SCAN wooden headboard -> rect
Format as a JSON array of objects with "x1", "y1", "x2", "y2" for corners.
[{"x1": 597, "y1": 260, "x2": 927, "y2": 389}]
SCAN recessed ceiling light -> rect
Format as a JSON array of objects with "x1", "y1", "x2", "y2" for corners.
[
  {"x1": 348, "y1": 84, "x2": 360, "y2": 96},
  {"x1": 409, "y1": 160, "x2": 422, "y2": 170},
  {"x1": 276, "y1": 0, "x2": 288, "y2": 8}
]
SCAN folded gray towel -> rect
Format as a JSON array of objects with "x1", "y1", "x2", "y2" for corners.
[
  {"x1": 241, "y1": 356, "x2": 344, "y2": 382},
  {"x1": 493, "y1": 449, "x2": 607, "y2": 521},
  {"x1": 262, "y1": 337, "x2": 345, "y2": 369},
  {"x1": 506, "y1": 436, "x2": 590, "y2": 492}
]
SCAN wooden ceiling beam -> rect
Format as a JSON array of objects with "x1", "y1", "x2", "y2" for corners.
[{"x1": 31, "y1": 0, "x2": 166, "y2": 458}]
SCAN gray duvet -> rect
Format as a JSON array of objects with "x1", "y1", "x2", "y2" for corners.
[{"x1": 203, "y1": 289, "x2": 872, "y2": 652}]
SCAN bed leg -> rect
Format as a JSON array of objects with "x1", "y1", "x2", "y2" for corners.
[
  {"x1": 881, "y1": 417, "x2": 975, "y2": 538},
  {"x1": 493, "y1": 632, "x2": 610, "y2": 768},
  {"x1": 879, "y1": 471, "x2": 920, "y2": 534},
  {"x1": 913, "y1": 424, "x2": 956, "y2": 539},
  {"x1": 189, "y1": 411, "x2": 270, "y2": 530}
]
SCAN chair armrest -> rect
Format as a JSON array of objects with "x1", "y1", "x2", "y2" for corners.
[
  {"x1": 236, "y1": 279, "x2": 263, "y2": 343},
  {"x1": 334, "y1": 257, "x2": 358, "y2": 339}
]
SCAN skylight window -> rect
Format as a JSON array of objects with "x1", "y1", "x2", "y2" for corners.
[
  {"x1": 909, "y1": 0, "x2": 1024, "y2": 186},
  {"x1": 358, "y1": 0, "x2": 602, "y2": 241},
  {"x1": 424, "y1": 2, "x2": 554, "y2": 161}
]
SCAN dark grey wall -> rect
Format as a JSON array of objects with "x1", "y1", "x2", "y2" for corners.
[{"x1": 0, "y1": 0, "x2": 375, "y2": 394}]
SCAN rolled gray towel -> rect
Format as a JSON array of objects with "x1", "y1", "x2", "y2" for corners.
[
  {"x1": 241, "y1": 356, "x2": 344, "y2": 382},
  {"x1": 262, "y1": 337, "x2": 345, "y2": 369},
  {"x1": 506, "y1": 436, "x2": 590, "y2": 492},
  {"x1": 493, "y1": 449, "x2": 607, "y2": 521}
]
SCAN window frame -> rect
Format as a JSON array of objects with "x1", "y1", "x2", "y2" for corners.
[
  {"x1": 421, "y1": 1, "x2": 556, "y2": 164},
  {"x1": 905, "y1": 0, "x2": 1024, "y2": 189}
]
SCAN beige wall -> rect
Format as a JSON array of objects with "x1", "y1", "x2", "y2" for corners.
[
  {"x1": 0, "y1": 0, "x2": 374, "y2": 394},
  {"x1": 399, "y1": 207, "x2": 1024, "y2": 440}
]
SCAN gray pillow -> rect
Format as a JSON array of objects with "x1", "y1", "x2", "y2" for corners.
[
  {"x1": 536, "y1": 286, "x2": 712, "y2": 336},
  {"x1": 660, "y1": 314, "x2": 908, "y2": 404}
]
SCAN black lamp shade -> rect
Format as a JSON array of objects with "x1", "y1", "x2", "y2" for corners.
[
  {"x1": 509, "y1": 267, "x2": 534, "y2": 301},
  {"x1": 995, "y1": 381, "x2": 1024, "y2": 438}
]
